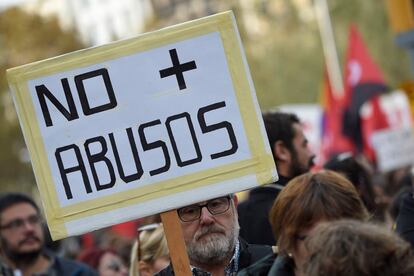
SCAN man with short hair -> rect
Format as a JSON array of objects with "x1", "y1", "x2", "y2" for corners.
[
  {"x1": 238, "y1": 112, "x2": 315, "y2": 245},
  {"x1": 0, "y1": 192, "x2": 97, "y2": 276},
  {"x1": 156, "y1": 194, "x2": 272, "y2": 276}
]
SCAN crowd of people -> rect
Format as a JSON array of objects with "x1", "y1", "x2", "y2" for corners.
[{"x1": 1, "y1": 111, "x2": 414, "y2": 276}]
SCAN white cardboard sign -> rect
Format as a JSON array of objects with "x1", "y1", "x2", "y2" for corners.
[
  {"x1": 372, "y1": 127, "x2": 414, "y2": 172},
  {"x1": 7, "y1": 11, "x2": 277, "y2": 240}
]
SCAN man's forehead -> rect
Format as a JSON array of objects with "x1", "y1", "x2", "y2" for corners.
[
  {"x1": 187, "y1": 195, "x2": 231, "y2": 206},
  {"x1": 293, "y1": 123, "x2": 306, "y2": 138},
  {"x1": 293, "y1": 122, "x2": 304, "y2": 132},
  {"x1": 188, "y1": 198, "x2": 213, "y2": 206},
  {"x1": 1, "y1": 202, "x2": 38, "y2": 219}
]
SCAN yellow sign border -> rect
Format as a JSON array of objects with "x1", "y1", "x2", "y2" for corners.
[{"x1": 7, "y1": 11, "x2": 275, "y2": 239}]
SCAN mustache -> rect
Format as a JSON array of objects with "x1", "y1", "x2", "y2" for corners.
[
  {"x1": 19, "y1": 235, "x2": 41, "y2": 246},
  {"x1": 194, "y1": 224, "x2": 226, "y2": 241}
]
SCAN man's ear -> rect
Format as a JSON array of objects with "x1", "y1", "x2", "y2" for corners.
[
  {"x1": 138, "y1": 260, "x2": 153, "y2": 276},
  {"x1": 274, "y1": 140, "x2": 290, "y2": 162}
]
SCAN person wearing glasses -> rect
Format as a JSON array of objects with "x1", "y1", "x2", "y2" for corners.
[
  {"x1": 156, "y1": 194, "x2": 273, "y2": 276},
  {"x1": 0, "y1": 192, "x2": 98, "y2": 276},
  {"x1": 129, "y1": 222, "x2": 169, "y2": 276}
]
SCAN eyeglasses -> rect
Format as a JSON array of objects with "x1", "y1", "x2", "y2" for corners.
[
  {"x1": 137, "y1": 223, "x2": 162, "y2": 262},
  {"x1": 0, "y1": 214, "x2": 41, "y2": 231},
  {"x1": 177, "y1": 196, "x2": 231, "y2": 222}
]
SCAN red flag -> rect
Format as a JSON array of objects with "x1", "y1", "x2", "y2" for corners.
[
  {"x1": 360, "y1": 96, "x2": 389, "y2": 161},
  {"x1": 111, "y1": 220, "x2": 140, "y2": 238},
  {"x1": 320, "y1": 69, "x2": 355, "y2": 163},
  {"x1": 342, "y1": 24, "x2": 388, "y2": 152},
  {"x1": 81, "y1": 232, "x2": 95, "y2": 249},
  {"x1": 344, "y1": 24, "x2": 385, "y2": 96}
]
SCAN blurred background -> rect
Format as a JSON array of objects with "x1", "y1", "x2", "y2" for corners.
[
  {"x1": 4, "y1": 0, "x2": 414, "y2": 265},
  {"x1": 0, "y1": 0, "x2": 413, "y2": 200}
]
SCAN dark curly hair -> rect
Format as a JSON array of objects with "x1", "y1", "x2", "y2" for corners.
[
  {"x1": 0, "y1": 193, "x2": 40, "y2": 218},
  {"x1": 262, "y1": 112, "x2": 300, "y2": 162},
  {"x1": 324, "y1": 153, "x2": 377, "y2": 215}
]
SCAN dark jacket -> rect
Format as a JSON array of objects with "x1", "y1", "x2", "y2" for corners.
[
  {"x1": 238, "y1": 176, "x2": 290, "y2": 245},
  {"x1": 0, "y1": 251, "x2": 97, "y2": 276},
  {"x1": 396, "y1": 192, "x2": 414, "y2": 248},
  {"x1": 155, "y1": 238, "x2": 272, "y2": 276},
  {"x1": 46, "y1": 255, "x2": 98, "y2": 276},
  {"x1": 237, "y1": 254, "x2": 294, "y2": 276}
]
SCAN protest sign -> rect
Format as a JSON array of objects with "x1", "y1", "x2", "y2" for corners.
[
  {"x1": 7, "y1": 11, "x2": 277, "y2": 240},
  {"x1": 371, "y1": 127, "x2": 414, "y2": 172},
  {"x1": 362, "y1": 90, "x2": 413, "y2": 166}
]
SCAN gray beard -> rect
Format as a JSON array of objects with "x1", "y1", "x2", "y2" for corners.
[{"x1": 186, "y1": 216, "x2": 240, "y2": 266}]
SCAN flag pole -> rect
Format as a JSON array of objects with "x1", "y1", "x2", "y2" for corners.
[{"x1": 313, "y1": 0, "x2": 344, "y2": 98}]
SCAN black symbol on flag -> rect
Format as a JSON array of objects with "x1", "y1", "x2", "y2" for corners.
[{"x1": 159, "y1": 48, "x2": 197, "y2": 90}]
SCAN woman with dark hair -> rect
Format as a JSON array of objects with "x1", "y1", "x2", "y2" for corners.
[
  {"x1": 78, "y1": 248, "x2": 128, "y2": 276},
  {"x1": 324, "y1": 152, "x2": 378, "y2": 217},
  {"x1": 238, "y1": 170, "x2": 369, "y2": 276}
]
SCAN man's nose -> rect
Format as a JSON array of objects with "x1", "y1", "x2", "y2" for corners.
[
  {"x1": 199, "y1": 206, "x2": 214, "y2": 224},
  {"x1": 308, "y1": 149, "x2": 316, "y2": 162},
  {"x1": 22, "y1": 220, "x2": 36, "y2": 232}
]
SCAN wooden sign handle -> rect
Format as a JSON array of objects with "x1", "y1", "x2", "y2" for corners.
[{"x1": 161, "y1": 210, "x2": 192, "y2": 276}]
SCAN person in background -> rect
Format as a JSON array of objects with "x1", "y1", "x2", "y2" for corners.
[
  {"x1": 238, "y1": 170, "x2": 368, "y2": 276},
  {"x1": 395, "y1": 167, "x2": 414, "y2": 248},
  {"x1": 0, "y1": 192, "x2": 97, "y2": 275},
  {"x1": 238, "y1": 112, "x2": 315, "y2": 245},
  {"x1": 324, "y1": 152, "x2": 378, "y2": 218},
  {"x1": 156, "y1": 194, "x2": 273, "y2": 275},
  {"x1": 304, "y1": 219, "x2": 414, "y2": 276},
  {"x1": 389, "y1": 184, "x2": 412, "y2": 222},
  {"x1": 129, "y1": 223, "x2": 169, "y2": 276},
  {"x1": 78, "y1": 248, "x2": 128, "y2": 276}
]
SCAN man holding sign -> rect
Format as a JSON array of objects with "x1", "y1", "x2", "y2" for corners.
[{"x1": 156, "y1": 194, "x2": 272, "y2": 275}]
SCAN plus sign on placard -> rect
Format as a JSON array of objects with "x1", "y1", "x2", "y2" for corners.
[
  {"x1": 7, "y1": 11, "x2": 277, "y2": 240},
  {"x1": 159, "y1": 48, "x2": 197, "y2": 90}
]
